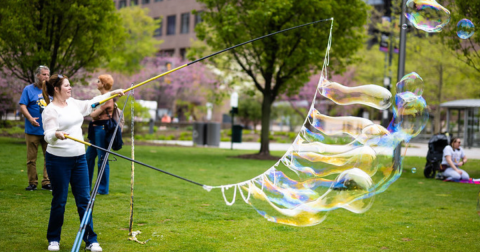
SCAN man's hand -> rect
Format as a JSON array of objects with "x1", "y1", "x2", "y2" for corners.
[{"x1": 29, "y1": 117, "x2": 40, "y2": 127}]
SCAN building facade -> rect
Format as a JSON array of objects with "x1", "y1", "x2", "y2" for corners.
[{"x1": 113, "y1": 0, "x2": 204, "y2": 59}]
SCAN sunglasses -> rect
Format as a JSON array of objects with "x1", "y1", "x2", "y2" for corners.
[{"x1": 54, "y1": 74, "x2": 64, "y2": 88}]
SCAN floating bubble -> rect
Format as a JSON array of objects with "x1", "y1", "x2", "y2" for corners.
[
  {"x1": 457, "y1": 19, "x2": 475, "y2": 39},
  {"x1": 405, "y1": 0, "x2": 450, "y2": 32},
  {"x1": 402, "y1": 24, "x2": 408, "y2": 29},
  {"x1": 395, "y1": 72, "x2": 423, "y2": 96},
  {"x1": 412, "y1": 167, "x2": 417, "y2": 173},
  {"x1": 319, "y1": 77, "x2": 392, "y2": 110}
]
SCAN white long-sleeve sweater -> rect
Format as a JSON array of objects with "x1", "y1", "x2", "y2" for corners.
[{"x1": 42, "y1": 92, "x2": 111, "y2": 157}]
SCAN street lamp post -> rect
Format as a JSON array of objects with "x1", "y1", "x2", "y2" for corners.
[{"x1": 230, "y1": 92, "x2": 238, "y2": 150}]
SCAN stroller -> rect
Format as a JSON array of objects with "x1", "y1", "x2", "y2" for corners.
[{"x1": 423, "y1": 133, "x2": 450, "y2": 178}]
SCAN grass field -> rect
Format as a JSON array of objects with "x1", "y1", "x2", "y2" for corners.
[{"x1": 1, "y1": 136, "x2": 480, "y2": 251}]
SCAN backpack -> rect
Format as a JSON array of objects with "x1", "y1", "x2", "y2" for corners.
[{"x1": 105, "y1": 103, "x2": 124, "y2": 151}]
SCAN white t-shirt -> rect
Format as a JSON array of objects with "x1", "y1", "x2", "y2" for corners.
[
  {"x1": 441, "y1": 145, "x2": 465, "y2": 167},
  {"x1": 42, "y1": 93, "x2": 111, "y2": 157}
]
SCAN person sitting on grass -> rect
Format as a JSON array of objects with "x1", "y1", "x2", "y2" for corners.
[{"x1": 441, "y1": 137, "x2": 469, "y2": 181}]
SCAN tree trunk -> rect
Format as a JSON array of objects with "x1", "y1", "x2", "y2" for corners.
[
  {"x1": 259, "y1": 92, "x2": 272, "y2": 156},
  {"x1": 434, "y1": 64, "x2": 443, "y2": 133}
]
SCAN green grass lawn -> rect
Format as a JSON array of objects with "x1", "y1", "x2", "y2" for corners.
[{"x1": 1, "y1": 136, "x2": 480, "y2": 251}]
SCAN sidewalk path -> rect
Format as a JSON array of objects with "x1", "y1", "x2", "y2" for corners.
[{"x1": 150, "y1": 140, "x2": 480, "y2": 159}]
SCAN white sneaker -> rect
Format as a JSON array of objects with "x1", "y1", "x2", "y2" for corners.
[
  {"x1": 86, "y1": 242, "x2": 103, "y2": 252},
  {"x1": 48, "y1": 241, "x2": 60, "y2": 251}
]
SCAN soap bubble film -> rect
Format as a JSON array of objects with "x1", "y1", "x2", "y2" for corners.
[
  {"x1": 457, "y1": 19, "x2": 475, "y2": 39},
  {"x1": 405, "y1": 0, "x2": 451, "y2": 33},
  {"x1": 208, "y1": 71, "x2": 428, "y2": 226},
  {"x1": 206, "y1": 21, "x2": 428, "y2": 226}
]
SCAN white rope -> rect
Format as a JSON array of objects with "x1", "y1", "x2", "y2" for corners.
[
  {"x1": 221, "y1": 186, "x2": 237, "y2": 206},
  {"x1": 237, "y1": 183, "x2": 251, "y2": 203}
]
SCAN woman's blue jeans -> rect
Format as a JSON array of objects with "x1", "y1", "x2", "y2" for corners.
[
  {"x1": 86, "y1": 125, "x2": 110, "y2": 195},
  {"x1": 45, "y1": 152, "x2": 97, "y2": 245}
]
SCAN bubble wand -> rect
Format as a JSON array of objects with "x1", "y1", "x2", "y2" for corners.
[{"x1": 91, "y1": 18, "x2": 333, "y2": 109}]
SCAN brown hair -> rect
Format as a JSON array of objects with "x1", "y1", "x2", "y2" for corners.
[
  {"x1": 42, "y1": 74, "x2": 68, "y2": 105},
  {"x1": 98, "y1": 74, "x2": 114, "y2": 91},
  {"x1": 450, "y1": 137, "x2": 461, "y2": 147}
]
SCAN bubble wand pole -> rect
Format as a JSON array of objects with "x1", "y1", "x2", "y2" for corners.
[{"x1": 91, "y1": 18, "x2": 332, "y2": 108}]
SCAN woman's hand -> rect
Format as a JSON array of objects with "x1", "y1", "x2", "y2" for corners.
[
  {"x1": 55, "y1": 131, "x2": 68, "y2": 140},
  {"x1": 455, "y1": 169, "x2": 463, "y2": 175},
  {"x1": 111, "y1": 89, "x2": 125, "y2": 97},
  {"x1": 457, "y1": 161, "x2": 464, "y2": 166}
]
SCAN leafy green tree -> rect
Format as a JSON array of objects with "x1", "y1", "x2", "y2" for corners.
[
  {"x1": 0, "y1": 0, "x2": 124, "y2": 83},
  {"x1": 443, "y1": 0, "x2": 480, "y2": 74},
  {"x1": 105, "y1": 6, "x2": 162, "y2": 75},
  {"x1": 195, "y1": 0, "x2": 368, "y2": 155},
  {"x1": 404, "y1": 34, "x2": 480, "y2": 133},
  {"x1": 238, "y1": 92, "x2": 263, "y2": 130}
]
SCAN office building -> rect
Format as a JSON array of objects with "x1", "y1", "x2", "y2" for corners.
[{"x1": 113, "y1": 0, "x2": 204, "y2": 59}]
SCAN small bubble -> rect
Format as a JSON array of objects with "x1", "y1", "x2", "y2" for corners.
[
  {"x1": 402, "y1": 24, "x2": 408, "y2": 29},
  {"x1": 457, "y1": 19, "x2": 475, "y2": 39},
  {"x1": 411, "y1": 167, "x2": 417, "y2": 173}
]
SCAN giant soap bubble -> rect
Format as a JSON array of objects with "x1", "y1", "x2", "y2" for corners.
[
  {"x1": 209, "y1": 72, "x2": 428, "y2": 226},
  {"x1": 405, "y1": 0, "x2": 450, "y2": 32}
]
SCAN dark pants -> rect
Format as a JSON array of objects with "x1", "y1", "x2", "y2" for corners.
[
  {"x1": 86, "y1": 125, "x2": 110, "y2": 194},
  {"x1": 45, "y1": 152, "x2": 97, "y2": 245}
]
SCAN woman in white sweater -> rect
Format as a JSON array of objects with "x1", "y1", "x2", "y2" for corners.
[{"x1": 41, "y1": 74, "x2": 124, "y2": 252}]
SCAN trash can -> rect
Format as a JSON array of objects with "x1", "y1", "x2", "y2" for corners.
[
  {"x1": 206, "y1": 122, "x2": 220, "y2": 147},
  {"x1": 232, "y1": 125, "x2": 243, "y2": 143},
  {"x1": 192, "y1": 122, "x2": 206, "y2": 146}
]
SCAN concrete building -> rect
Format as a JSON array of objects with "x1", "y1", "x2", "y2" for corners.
[{"x1": 113, "y1": 0, "x2": 204, "y2": 59}]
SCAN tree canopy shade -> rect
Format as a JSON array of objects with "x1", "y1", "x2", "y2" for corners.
[
  {"x1": 195, "y1": 0, "x2": 368, "y2": 155},
  {"x1": 0, "y1": 0, "x2": 124, "y2": 83},
  {"x1": 105, "y1": 6, "x2": 162, "y2": 75}
]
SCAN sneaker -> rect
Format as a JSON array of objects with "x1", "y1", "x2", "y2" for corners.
[
  {"x1": 42, "y1": 184, "x2": 52, "y2": 191},
  {"x1": 86, "y1": 242, "x2": 102, "y2": 252},
  {"x1": 25, "y1": 184, "x2": 37, "y2": 191},
  {"x1": 48, "y1": 241, "x2": 60, "y2": 251},
  {"x1": 435, "y1": 172, "x2": 445, "y2": 180}
]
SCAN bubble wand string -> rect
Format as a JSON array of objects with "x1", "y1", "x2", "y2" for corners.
[
  {"x1": 64, "y1": 135, "x2": 205, "y2": 187},
  {"x1": 91, "y1": 18, "x2": 333, "y2": 108}
]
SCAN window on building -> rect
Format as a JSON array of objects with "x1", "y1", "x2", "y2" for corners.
[
  {"x1": 158, "y1": 49, "x2": 175, "y2": 57},
  {"x1": 118, "y1": 0, "x2": 127, "y2": 8},
  {"x1": 154, "y1": 0, "x2": 163, "y2": 2},
  {"x1": 194, "y1": 11, "x2": 203, "y2": 27},
  {"x1": 154, "y1": 18, "x2": 162, "y2": 37},
  {"x1": 180, "y1": 13, "x2": 190, "y2": 34},
  {"x1": 167, "y1": 15, "x2": 176, "y2": 35},
  {"x1": 142, "y1": 0, "x2": 150, "y2": 4},
  {"x1": 130, "y1": 0, "x2": 138, "y2": 6},
  {"x1": 179, "y1": 48, "x2": 187, "y2": 60}
]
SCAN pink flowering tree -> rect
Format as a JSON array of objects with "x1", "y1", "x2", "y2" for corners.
[
  {"x1": 0, "y1": 68, "x2": 27, "y2": 122},
  {"x1": 82, "y1": 56, "x2": 220, "y2": 122}
]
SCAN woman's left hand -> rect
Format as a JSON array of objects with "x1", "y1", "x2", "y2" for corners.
[{"x1": 111, "y1": 89, "x2": 125, "y2": 97}]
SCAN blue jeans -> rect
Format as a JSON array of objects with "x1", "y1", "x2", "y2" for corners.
[
  {"x1": 45, "y1": 152, "x2": 97, "y2": 245},
  {"x1": 86, "y1": 125, "x2": 110, "y2": 195}
]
